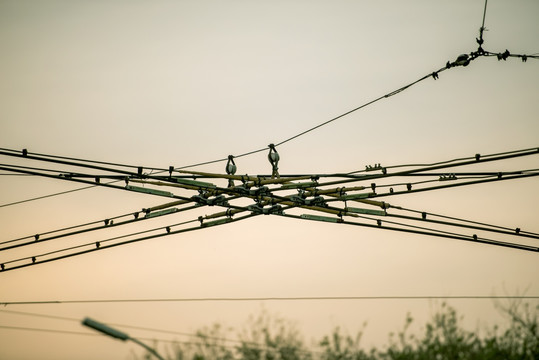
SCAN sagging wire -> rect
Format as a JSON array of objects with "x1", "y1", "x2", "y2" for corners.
[
  {"x1": 0, "y1": 211, "x2": 259, "y2": 273},
  {"x1": 0, "y1": 309, "x2": 316, "y2": 356},
  {"x1": 0, "y1": 147, "x2": 168, "y2": 173},
  {"x1": 347, "y1": 147, "x2": 539, "y2": 175},
  {"x1": 0, "y1": 203, "x2": 202, "y2": 252},
  {"x1": 389, "y1": 207, "x2": 539, "y2": 240},
  {"x1": 2, "y1": 147, "x2": 538, "y2": 270},
  {"x1": 286, "y1": 195, "x2": 539, "y2": 245},
  {"x1": 366, "y1": 171, "x2": 539, "y2": 199},
  {"x1": 278, "y1": 212, "x2": 539, "y2": 253}
]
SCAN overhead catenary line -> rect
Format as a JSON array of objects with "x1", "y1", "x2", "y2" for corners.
[
  {"x1": 277, "y1": 213, "x2": 539, "y2": 253},
  {"x1": 0, "y1": 325, "x2": 244, "y2": 351},
  {"x1": 0, "y1": 184, "x2": 97, "y2": 208},
  {"x1": 1, "y1": 147, "x2": 537, "y2": 271},
  {"x1": 0, "y1": 147, "x2": 167, "y2": 173},
  {"x1": 367, "y1": 171, "x2": 539, "y2": 199},
  {"x1": 1, "y1": 145, "x2": 536, "y2": 212},
  {"x1": 0, "y1": 53, "x2": 469, "y2": 178},
  {"x1": 392, "y1": 206, "x2": 539, "y2": 238},
  {"x1": 0, "y1": 325, "x2": 315, "y2": 358},
  {"x1": 477, "y1": 0, "x2": 488, "y2": 46},
  {"x1": 315, "y1": 147, "x2": 539, "y2": 188},
  {"x1": 0, "y1": 197, "x2": 208, "y2": 251},
  {"x1": 0, "y1": 212, "x2": 259, "y2": 272},
  {"x1": 0, "y1": 309, "x2": 307, "y2": 351},
  {"x1": 2, "y1": 295, "x2": 539, "y2": 306}
]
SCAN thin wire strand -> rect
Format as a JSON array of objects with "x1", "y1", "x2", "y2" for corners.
[
  {"x1": 0, "y1": 213, "x2": 258, "y2": 272},
  {"x1": 397, "y1": 206, "x2": 539, "y2": 237},
  {"x1": 0, "y1": 309, "x2": 296, "y2": 350},
  {"x1": 2, "y1": 296, "x2": 538, "y2": 306},
  {"x1": 478, "y1": 0, "x2": 488, "y2": 44},
  {"x1": 279, "y1": 213, "x2": 539, "y2": 253},
  {"x1": 0, "y1": 185, "x2": 97, "y2": 208},
  {"x1": 0, "y1": 147, "x2": 166, "y2": 172}
]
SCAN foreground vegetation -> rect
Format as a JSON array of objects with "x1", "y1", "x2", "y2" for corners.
[{"x1": 136, "y1": 300, "x2": 539, "y2": 360}]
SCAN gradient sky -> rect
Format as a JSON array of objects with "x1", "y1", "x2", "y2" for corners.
[{"x1": 1, "y1": 1, "x2": 538, "y2": 359}]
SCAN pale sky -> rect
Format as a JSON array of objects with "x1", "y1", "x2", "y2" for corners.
[{"x1": 1, "y1": 1, "x2": 538, "y2": 359}]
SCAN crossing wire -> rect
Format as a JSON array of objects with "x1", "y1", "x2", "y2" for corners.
[
  {"x1": 2, "y1": 146, "x2": 537, "y2": 209},
  {"x1": 0, "y1": 212, "x2": 259, "y2": 273},
  {"x1": 1, "y1": 148, "x2": 538, "y2": 269}
]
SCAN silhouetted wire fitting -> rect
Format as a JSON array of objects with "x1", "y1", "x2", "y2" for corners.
[
  {"x1": 454, "y1": 54, "x2": 470, "y2": 67},
  {"x1": 225, "y1": 155, "x2": 237, "y2": 187},
  {"x1": 267, "y1": 144, "x2": 280, "y2": 179},
  {"x1": 496, "y1": 49, "x2": 510, "y2": 61}
]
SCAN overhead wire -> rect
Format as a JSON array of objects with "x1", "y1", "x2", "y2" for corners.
[
  {"x1": 397, "y1": 206, "x2": 539, "y2": 237},
  {"x1": 384, "y1": 212, "x2": 539, "y2": 241},
  {"x1": 1, "y1": 0, "x2": 538, "y2": 267},
  {"x1": 277, "y1": 213, "x2": 539, "y2": 253},
  {"x1": 1, "y1": 0, "x2": 538, "y2": 211},
  {"x1": 0, "y1": 147, "x2": 167, "y2": 172},
  {"x1": 0, "y1": 53, "x2": 464, "y2": 181},
  {"x1": 2, "y1": 295, "x2": 539, "y2": 306},
  {"x1": 0, "y1": 203, "x2": 201, "y2": 252},
  {"x1": 0, "y1": 326, "x2": 316, "y2": 359},
  {"x1": 0, "y1": 184, "x2": 98, "y2": 208},
  {"x1": 0, "y1": 211, "x2": 259, "y2": 272},
  {"x1": 2, "y1": 148, "x2": 537, "y2": 269},
  {"x1": 0, "y1": 309, "x2": 313, "y2": 353},
  {"x1": 366, "y1": 171, "x2": 539, "y2": 199}
]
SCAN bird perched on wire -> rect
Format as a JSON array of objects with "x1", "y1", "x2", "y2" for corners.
[
  {"x1": 225, "y1": 155, "x2": 237, "y2": 187},
  {"x1": 268, "y1": 144, "x2": 280, "y2": 179}
]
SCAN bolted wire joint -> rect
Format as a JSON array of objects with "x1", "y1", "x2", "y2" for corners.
[
  {"x1": 267, "y1": 144, "x2": 280, "y2": 179},
  {"x1": 225, "y1": 155, "x2": 237, "y2": 187},
  {"x1": 497, "y1": 50, "x2": 510, "y2": 61}
]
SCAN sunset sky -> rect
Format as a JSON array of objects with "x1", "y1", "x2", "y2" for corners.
[{"x1": 1, "y1": 1, "x2": 538, "y2": 359}]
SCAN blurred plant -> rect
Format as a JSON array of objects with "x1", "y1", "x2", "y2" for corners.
[
  {"x1": 319, "y1": 324, "x2": 373, "y2": 360},
  {"x1": 237, "y1": 308, "x2": 311, "y2": 360},
  {"x1": 133, "y1": 300, "x2": 539, "y2": 360}
]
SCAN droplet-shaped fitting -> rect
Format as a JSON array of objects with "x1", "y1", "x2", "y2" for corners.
[
  {"x1": 267, "y1": 144, "x2": 280, "y2": 178},
  {"x1": 455, "y1": 54, "x2": 470, "y2": 67}
]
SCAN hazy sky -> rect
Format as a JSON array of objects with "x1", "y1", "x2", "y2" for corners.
[{"x1": 1, "y1": 1, "x2": 538, "y2": 359}]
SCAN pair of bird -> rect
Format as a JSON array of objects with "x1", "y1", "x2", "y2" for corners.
[{"x1": 225, "y1": 144, "x2": 280, "y2": 187}]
